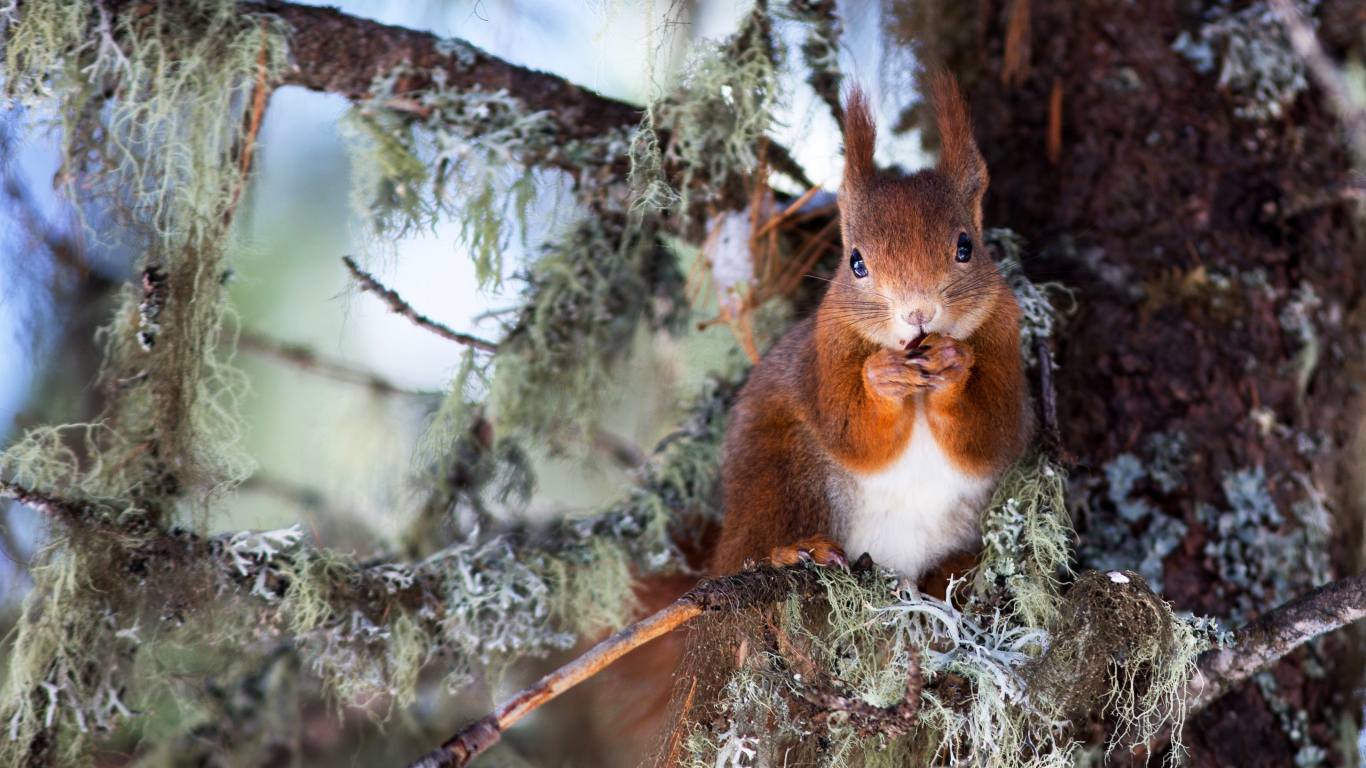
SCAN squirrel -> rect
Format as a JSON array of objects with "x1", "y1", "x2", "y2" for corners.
[{"x1": 708, "y1": 72, "x2": 1031, "y2": 581}]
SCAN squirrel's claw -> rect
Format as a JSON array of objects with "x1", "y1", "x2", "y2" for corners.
[
  {"x1": 904, "y1": 333, "x2": 973, "y2": 390},
  {"x1": 769, "y1": 536, "x2": 849, "y2": 571}
]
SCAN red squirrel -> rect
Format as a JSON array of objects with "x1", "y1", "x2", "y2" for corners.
[{"x1": 709, "y1": 73, "x2": 1031, "y2": 580}]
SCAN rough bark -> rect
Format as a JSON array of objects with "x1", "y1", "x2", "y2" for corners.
[
  {"x1": 1191, "y1": 573, "x2": 1366, "y2": 713},
  {"x1": 919, "y1": 0, "x2": 1365, "y2": 763},
  {"x1": 245, "y1": 1, "x2": 642, "y2": 144}
]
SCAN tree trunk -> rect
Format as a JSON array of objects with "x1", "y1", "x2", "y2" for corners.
[{"x1": 912, "y1": 0, "x2": 1366, "y2": 763}]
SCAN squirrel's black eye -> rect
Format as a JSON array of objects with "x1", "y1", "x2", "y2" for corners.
[
  {"x1": 850, "y1": 248, "x2": 869, "y2": 278},
  {"x1": 956, "y1": 232, "x2": 973, "y2": 263}
]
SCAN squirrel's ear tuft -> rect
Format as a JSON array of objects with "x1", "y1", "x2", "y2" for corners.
[
  {"x1": 842, "y1": 87, "x2": 876, "y2": 189},
  {"x1": 927, "y1": 69, "x2": 988, "y2": 219}
]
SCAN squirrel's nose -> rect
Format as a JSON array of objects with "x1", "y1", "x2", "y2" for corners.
[{"x1": 905, "y1": 308, "x2": 932, "y2": 327}]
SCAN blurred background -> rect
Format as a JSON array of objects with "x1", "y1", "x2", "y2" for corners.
[
  {"x1": 0, "y1": 2, "x2": 935, "y2": 762},
  {"x1": 0, "y1": 0, "x2": 930, "y2": 605},
  {"x1": 8, "y1": 0, "x2": 1365, "y2": 765}
]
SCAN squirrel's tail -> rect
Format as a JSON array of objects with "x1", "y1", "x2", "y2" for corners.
[{"x1": 571, "y1": 572, "x2": 697, "y2": 767}]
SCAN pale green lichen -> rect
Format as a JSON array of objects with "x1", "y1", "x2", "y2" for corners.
[
  {"x1": 1197, "y1": 466, "x2": 1331, "y2": 623},
  {"x1": 277, "y1": 379, "x2": 730, "y2": 705},
  {"x1": 344, "y1": 46, "x2": 691, "y2": 444},
  {"x1": 2, "y1": 0, "x2": 289, "y2": 244},
  {"x1": 678, "y1": 563, "x2": 1208, "y2": 768},
  {"x1": 404, "y1": 349, "x2": 534, "y2": 556},
  {"x1": 1024, "y1": 571, "x2": 1212, "y2": 766},
  {"x1": 490, "y1": 217, "x2": 685, "y2": 442},
  {"x1": 977, "y1": 454, "x2": 1072, "y2": 628},
  {"x1": 989, "y1": 229, "x2": 1075, "y2": 365},
  {"x1": 0, "y1": 377, "x2": 731, "y2": 762},
  {"x1": 1172, "y1": 0, "x2": 1320, "y2": 121},
  {"x1": 344, "y1": 73, "x2": 555, "y2": 286},
  {"x1": 632, "y1": 7, "x2": 784, "y2": 222},
  {"x1": 0, "y1": 0, "x2": 282, "y2": 506},
  {"x1": 342, "y1": 46, "x2": 638, "y2": 289},
  {"x1": 1077, "y1": 436, "x2": 1191, "y2": 593}
]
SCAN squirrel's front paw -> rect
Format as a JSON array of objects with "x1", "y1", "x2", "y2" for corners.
[
  {"x1": 907, "y1": 333, "x2": 974, "y2": 391},
  {"x1": 865, "y1": 347, "x2": 933, "y2": 399},
  {"x1": 768, "y1": 536, "x2": 849, "y2": 570}
]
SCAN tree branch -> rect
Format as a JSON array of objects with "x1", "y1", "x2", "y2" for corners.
[
  {"x1": 243, "y1": 1, "x2": 819, "y2": 189},
  {"x1": 1187, "y1": 573, "x2": 1366, "y2": 712},
  {"x1": 1130, "y1": 573, "x2": 1366, "y2": 759},
  {"x1": 238, "y1": 329, "x2": 438, "y2": 397},
  {"x1": 405, "y1": 563, "x2": 832, "y2": 768},
  {"x1": 0, "y1": 479, "x2": 94, "y2": 521},
  {"x1": 342, "y1": 257, "x2": 499, "y2": 353},
  {"x1": 246, "y1": 1, "x2": 642, "y2": 146},
  {"x1": 408, "y1": 560, "x2": 1366, "y2": 768}
]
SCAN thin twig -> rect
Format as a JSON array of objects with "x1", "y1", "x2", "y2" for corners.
[
  {"x1": 405, "y1": 564, "x2": 827, "y2": 768},
  {"x1": 238, "y1": 330, "x2": 437, "y2": 397},
  {"x1": 591, "y1": 428, "x2": 647, "y2": 470},
  {"x1": 221, "y1": 21, "x2": 273, "y2": 232},
  {"x1": 0, "y1": 480, "x2": 90, "y2": 520},
  {"x1": 341, "y1": 257, "x2": 499, "y2": 353}
]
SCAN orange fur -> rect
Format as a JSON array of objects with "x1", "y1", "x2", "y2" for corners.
[
  {"x1": 709, "y1": 71, "x2": 1030, "y2": 577},
  {"x1": 842, "y1": 87, "x2": 877, "y2": 187}
]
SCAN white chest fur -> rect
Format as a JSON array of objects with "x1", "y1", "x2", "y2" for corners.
[{"x1": 836, "y1": 402, "x2": 995, "y2": 579}]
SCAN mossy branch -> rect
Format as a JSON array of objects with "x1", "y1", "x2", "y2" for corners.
[
  {"x1": 410, "y1": 560, "x2": 1366, "y2": 767},
  {"x1": 245, "y1": 0, "x2": 643, "y2": 151},
  {"x1": 0, "y1": 479, "x2": 90, "y2": 521},
  {"x1": 246, "y1": 0, "x2": 816, "y2": 189},
  {"x1": 406, "y1": 562, "x2": 843, "y2": 768}
]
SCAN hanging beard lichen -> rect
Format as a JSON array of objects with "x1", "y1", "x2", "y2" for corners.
[
  {"x1": 0, "y1": 4, "x2": 290, "y2": 760},
  {"x1": 490, "y1": 216, "x2": 686, "y2": 443},
  {"x1": 0, "y1": 376, "x2": 732, "y2": 764},
  {"x1": 341, "y1": 40, "x2": 693, "y2": 443},
  {"x1": 631, "y1": 5, "x2": 784, "y2": 224},
  {"x1": 1, "y1": 0, "x2": 289, "y2": 504},
  {"x1": 975, "y1": 453, "x2": 1072, "y2": 629},
  {"x1": 344, "y1": 61, "x2": 567, "y2": 287}
]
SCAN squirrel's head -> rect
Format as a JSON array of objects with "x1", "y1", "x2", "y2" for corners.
[{"x1": 830, "y1": 72, "x2": 1010, "y2": 350}]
